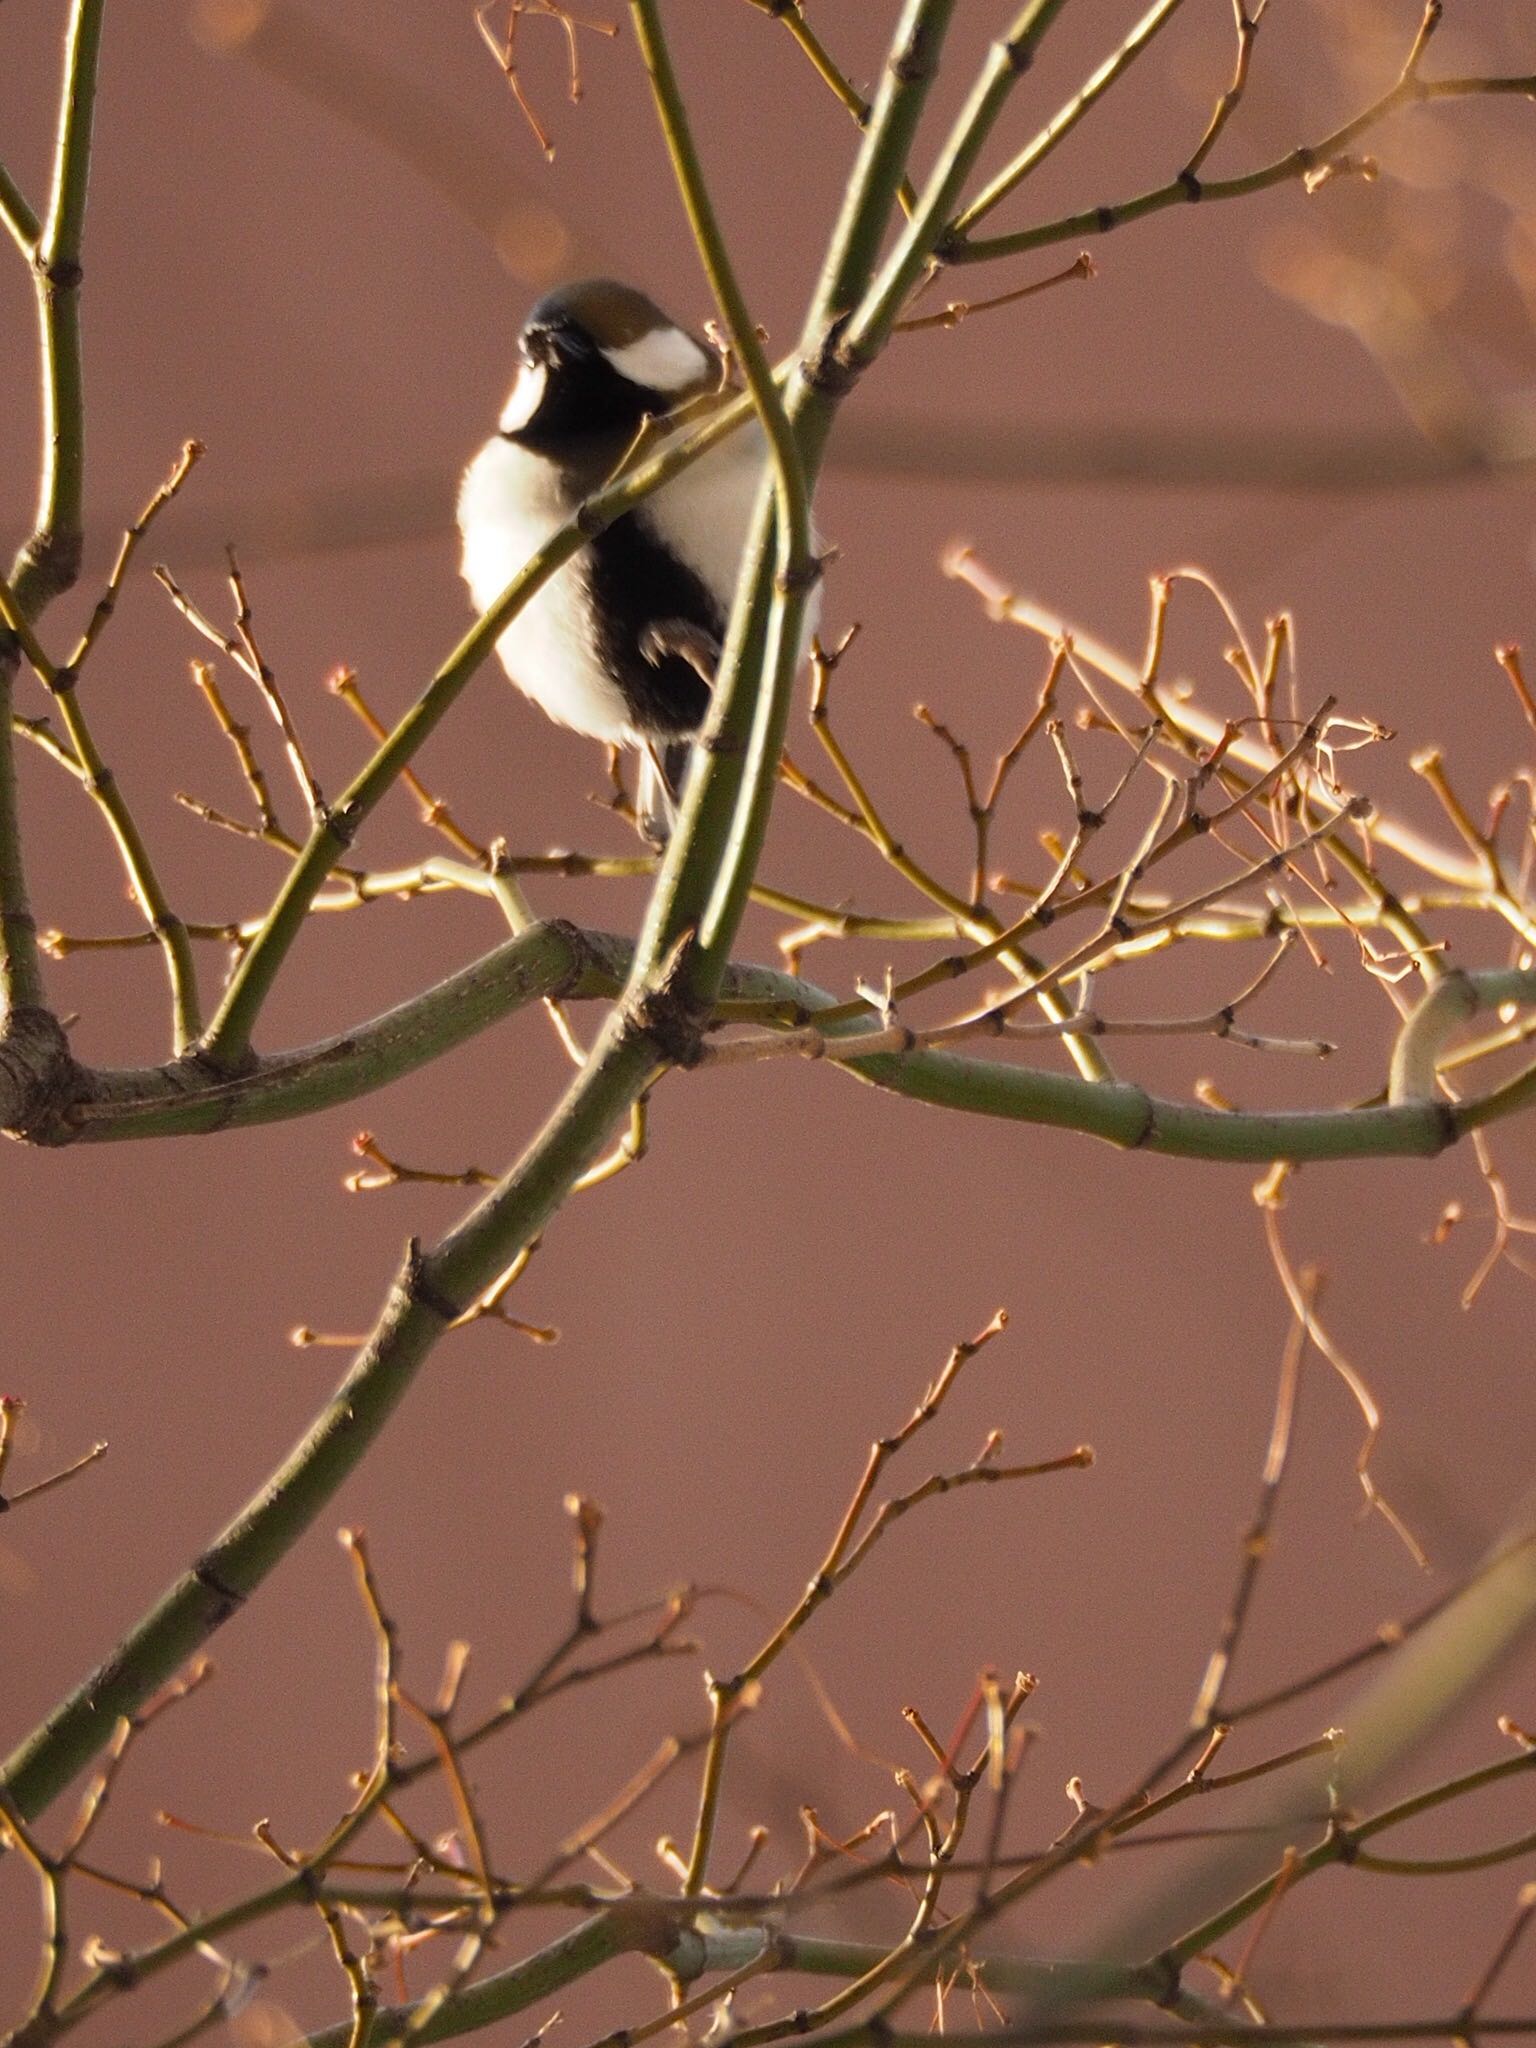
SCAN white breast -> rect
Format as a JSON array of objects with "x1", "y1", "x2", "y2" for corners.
[
  {"x1": 457, "y1": 419, "x2": 802, "y2": 746},
  {"x1": 458, "y1": 436, "x2": 629, "y2": 742}
]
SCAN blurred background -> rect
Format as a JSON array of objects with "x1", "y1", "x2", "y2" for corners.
[{"x1": 1, "y1": 2, "x2": 1535, "y2": 2041}]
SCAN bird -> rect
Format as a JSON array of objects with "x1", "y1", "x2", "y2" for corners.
[{"x1": 457, "y1": 276, "x2": 779, "y2": 838}]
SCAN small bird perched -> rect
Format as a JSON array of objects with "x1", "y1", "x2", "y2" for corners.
[{"x1": 458, "y1": 277, "x2": 773, "y2": 835}]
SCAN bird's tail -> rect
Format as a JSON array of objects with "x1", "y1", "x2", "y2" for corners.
[{"x1": 637, "y1": 738, "x2": 694, "y2": 848}]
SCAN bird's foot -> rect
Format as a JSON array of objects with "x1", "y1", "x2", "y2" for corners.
[{"x1": 640, "y1": 619, "x2": 720, "y2": 687}]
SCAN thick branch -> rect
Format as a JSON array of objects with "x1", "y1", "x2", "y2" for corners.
[
  {"x1": 7, "y1": 0, "x2": 103, "y2": 615},
  {"x1": 302, "y1": 1917, "x2": 1183, "y2": 2048},
  {"x1": 5, "y1": 928, "x2": 1533, "y2": 1165},
  {"x1": 0, "y1": 0, "x2": 106, "y2": 1029},
  {"x1": 305, "y1": 1909, "x2": 643, "y2": 2048}
]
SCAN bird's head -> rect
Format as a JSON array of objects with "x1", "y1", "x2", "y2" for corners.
[{"x1": 498, "y1": 278, "x2": 720, "y2": 450}]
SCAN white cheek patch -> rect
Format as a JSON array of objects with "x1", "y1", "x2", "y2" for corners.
[
  {"x1": 603, "y1": 325, "x2": 710, "y2": 396},
  {"x1": 498, "y1": 361, "x2": 548, "y2": 434}
]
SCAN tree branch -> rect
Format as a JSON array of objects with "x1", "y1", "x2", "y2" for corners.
[
  {"x1": 947, "y1": 68, "x2": 1536, "y2": 266},
  {"x1": 949, "y1": 0, "x2": 1192, "y2": 238},
  {"x1": 2, "y1": 925, "x2": 1530, "y2": 1165},
  {"x1": 0, "y1": 0, "x2": 106, "y2": 1029}
]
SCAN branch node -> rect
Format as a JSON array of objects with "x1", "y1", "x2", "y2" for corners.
[
  {"x1": 1148, "y1": 1950, "x2": 1184, "y2": 2008},
  {"x1": 190, "y1": 1553, "x2": 246, "y2": 1624},
  {"x1": 622, "y1": 934, "x2": 708, "y2": 1068},
  {"x1": 403, "y1": 1238, "x2": 462, "y2": 1325},
  {"x1": 1125, "y1": 1088, "x2": 1158, "y2": 1150},
  {"x1": 1000, "y1": 32, "x2": 1035, "y2": 76},
  {"x1": 801, "y1": 317, "x2": 862, "y2": 396},
  {"x1": 1327, "y1": 1814, "x2": 1361, "y2": 1865},
  {"x1": 777, "y1": 551, "x2": 828, "y2": 597},
  {"x1": 39, "y1": 253, "x2": 83, "y2": 290},
  {"x1": 325, "y1": 800, "x2": 361, "y2": 851},
  {"x1": 0, "y1": 1006, "x2": 87, "y2": 1145}
]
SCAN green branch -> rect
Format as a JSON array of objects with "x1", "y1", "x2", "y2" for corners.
[
  {"x1": 0, "y1": 0, "x2": 105, "y2": 1027},
  {"x1": 0, "y1": 713, "x2": 44, "y2": 1019},
  {"x1": 63, "y1": 921, "x2": 621, "y2": 1140},
  {"x1": 844, "y1": 1045, "x2": 1448, "y2": 1160},
  {"x1": 1161, "y1": 1748, "x2": 1536, "y2": 1971},
  {"x1": 949, "y1": 0, "x2": 1192, "y2": 238},
  {"x1": 8, "y1": 0, "x2": 103, "y2": 616},
  {"x1": 627, "y1": 0, "x2": 816, "y2": 988},
  {"x1": 947, "y1": 70, "x2": 1536, "y2": 266},
  {"x1": 622, "y1": 0, "x2": 955, "y2": 1080},
  {"x1": 0, "y1": 157, "x2": 39, "y2": 255},
  {"x1": 0, "y1": 565, "x2": 202, "y2": 1050},
  {"x1": 632, "y1": 0, "x2": 808, "y2": 558},
  {"x1": 2, "y1": 929, "x2": 1530, "y2": 1166},
  {"x1": 665, "y1": 0, "x2": 950, "y2": 974},
  {"x1": 304, "y1": 1912, "x2": 638, "y2": 2048},
  {"x1": 302, "y1": 1918, "x2": 1185, "y2": 2048},
  {"x1": 1139, "y1": 1523, "x2": 1536, "y2": 1977},
  {"x1": 1387, "y1": 967, "x2": 1536, "y2": 1102},
  {"x1": 770, "y1": 2019, "x2": 1536, "y2": 2046},
  {"x1": 837, "y1": 0, "x2": 1070, "y2": 370}
]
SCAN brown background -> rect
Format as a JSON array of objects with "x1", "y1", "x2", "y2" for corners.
[{"x1": 1, "y1": 2, "x2": 1534, "y2": 2041}]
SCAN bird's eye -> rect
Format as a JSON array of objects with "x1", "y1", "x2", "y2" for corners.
[{"x1": 540, "y1": 320, "x2": 595, "y2": 367}]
